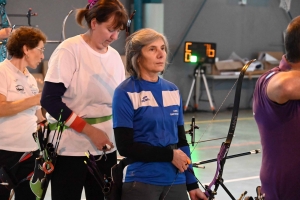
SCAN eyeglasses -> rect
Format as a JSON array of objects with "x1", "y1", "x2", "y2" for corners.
[{"x1": 35, "y1": 47, "x2": 45, "y2": 53}]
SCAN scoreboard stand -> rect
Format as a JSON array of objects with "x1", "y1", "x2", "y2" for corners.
[
  {"x1": 183, "y1": 62, "x2": 215, "y2": 113},
  {"x1": 183, "y1": 42, "x2": 216, "y2": 113}
]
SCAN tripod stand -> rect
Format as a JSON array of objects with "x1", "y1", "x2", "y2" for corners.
[{"x1": 184, "y1": 62, "x2": 215, "y2": 113}]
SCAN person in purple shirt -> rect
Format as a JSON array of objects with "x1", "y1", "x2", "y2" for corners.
[{"x1": 253, "y1": 15, "x2": 300, "y2": 200}]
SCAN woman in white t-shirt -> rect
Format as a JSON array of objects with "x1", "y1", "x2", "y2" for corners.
[
  {"x1": 0, "y1": 26, "x2": 46, "y2": 200},
  {"x1": 40, "y1": 0, "x2": 128, "y2": 199}
]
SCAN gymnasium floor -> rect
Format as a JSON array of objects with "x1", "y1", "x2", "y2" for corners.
[{"x1": 42, "y1": 109, "x2": 262, "y2": 200}]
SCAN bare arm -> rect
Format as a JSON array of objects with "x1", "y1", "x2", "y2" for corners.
[
  {"x1": 82, "y1": 123, "x2": 114, "y2": 150},
  {"x1": 0, "y1": 93, "x2": 41, "y2": 117},
  {"x1": 35, "y1": 108, "x2": 46, "y2": 123},
  {"x1": 0, "y1": 28, "x2": 12, "y2": 40},
  {"x1": 267, "y1": 70, "x2": 300, "y2": 104},
  {"x1": 188, "y1": 189, "x2": 208, "y2": 200}
]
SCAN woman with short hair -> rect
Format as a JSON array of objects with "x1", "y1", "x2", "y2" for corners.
[{"x1": 0, "y1": 26, "x2": 46, "y2": 200}]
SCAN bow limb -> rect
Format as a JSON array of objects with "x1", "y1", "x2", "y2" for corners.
[
  {"x1": 46, "y1": 10, "x2": 73, "y2": 44},
  {"x1": 204, "y1": 59, "x2": 256, "y2": 199},
  {"x1": 61, "y1": 10, "x2": 73, "y2": 41}
]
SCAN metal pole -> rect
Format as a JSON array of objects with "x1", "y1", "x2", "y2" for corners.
[
  {"x1": 134, "y1": 0, "x2": 143, "y2": 31},
  {"x1": 201, "y1": 69, "x2": 215, "y2": 113}
]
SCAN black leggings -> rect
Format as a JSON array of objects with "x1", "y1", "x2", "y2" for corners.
[
  {"x1": 0, "y1": 149, "x2": 39, "y2": 200},
  {"x1": 51, "y1": 151, "x2": 117, "y2": 200}
]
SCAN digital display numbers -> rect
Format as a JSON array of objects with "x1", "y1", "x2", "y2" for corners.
[{"x1": 184, "y1": 42, "x2": 216, "y2": 64}]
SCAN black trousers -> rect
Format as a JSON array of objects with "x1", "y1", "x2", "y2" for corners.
[
  {"x1": 51, "y1": 150, "x2": 117, "y2": 200},
  {"x1": 0, "y1": 149, "x2": 39, "y2": 200}
]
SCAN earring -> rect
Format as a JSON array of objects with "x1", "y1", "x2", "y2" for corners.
[{"x1": 25, "y1": 54, "x2": 29, "y2": 59}]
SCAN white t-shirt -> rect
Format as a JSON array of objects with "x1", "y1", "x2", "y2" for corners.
[
  {"x1": 45, "y1": 35, "x2": 125, "y2": 156},
  {"x1": 0, "y1": 59, "x2": 39, "y2": 152}
]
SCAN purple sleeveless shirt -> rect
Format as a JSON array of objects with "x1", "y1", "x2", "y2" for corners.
[{"x1": 253, "y1": 55, "x2": 300, "y2": 199}]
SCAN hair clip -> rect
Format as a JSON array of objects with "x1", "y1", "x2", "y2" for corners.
[
  {"x1": 126, "y1": 10, "x2": 136, "y2": 37},
  {"x1": 88, "y1": 0, "x2": 98, "y2": 9}
]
